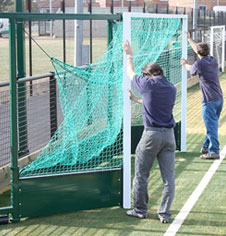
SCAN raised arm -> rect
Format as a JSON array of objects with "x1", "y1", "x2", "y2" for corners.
[
  {"x1": 122, "y1": 41, "x2": 136, "y2": 80},
  {"x1": 187, "y1": 32, "x2": 198, "y2": 53}
]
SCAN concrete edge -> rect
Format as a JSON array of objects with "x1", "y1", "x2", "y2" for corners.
[
  {"x1": 187, "y1": 75, "x2": 199, "y2": 88},
  {"x1": 0, "y1": 148, "x2": 42, "y2": 191}
]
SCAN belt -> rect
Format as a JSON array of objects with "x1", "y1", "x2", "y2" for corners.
[{"x1": 144, "y1": 126, "x2": 173, "y2": 131}]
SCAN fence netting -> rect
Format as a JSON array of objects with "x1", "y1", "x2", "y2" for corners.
[{"x1": 20, "y1": 16, "x2": 182, "y2": 177}]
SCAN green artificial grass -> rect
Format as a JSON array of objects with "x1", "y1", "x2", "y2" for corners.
[
  {"x1": 0, "y1": 36, "x2": 107, "y2": 82},
  {"x1": 1, "y1": 149, "x2": 225, "y2": 236},
  {"x1": 176, "y1": 157, "x2": 226, "y2": 236}
]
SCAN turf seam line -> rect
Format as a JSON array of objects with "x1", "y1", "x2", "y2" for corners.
[{"x1": 164, "y1": 145, "x2": 226, "y2": 236}]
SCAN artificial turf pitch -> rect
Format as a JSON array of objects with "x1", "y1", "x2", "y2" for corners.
[{"x1": 0, "y1": 75, "x2": 226, "y2": 236}]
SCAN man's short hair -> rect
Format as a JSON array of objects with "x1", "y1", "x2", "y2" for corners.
[
  {"x1": 142, "y1": 62, "x2": 164, "y2": 76},
  {"x1": 197, "y1": 42, "x2": 209, "y2": 56}
]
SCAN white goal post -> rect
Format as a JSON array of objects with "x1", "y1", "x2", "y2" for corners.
[
  {"x1": 122, "y1": 12, "x2": 188, "y2": 209},
  {"x1": 210, "y1": 25, "x2": 225, "y2": 72}
]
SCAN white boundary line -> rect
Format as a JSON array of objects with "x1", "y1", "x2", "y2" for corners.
[{"x1": 164, "y1": 145, "x2": 226, "y2": 236}]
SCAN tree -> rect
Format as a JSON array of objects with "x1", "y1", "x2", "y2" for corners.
[{"x1": 0, "y1": 0, "x2": 14, "y2": 12}]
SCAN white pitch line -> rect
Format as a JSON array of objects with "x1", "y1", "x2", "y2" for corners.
[{"x1": 164, "y1": 145, "x2": 226, "y2": 236}]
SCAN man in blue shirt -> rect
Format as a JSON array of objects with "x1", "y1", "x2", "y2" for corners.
[
  {"x1": 182, "y1": 33, "x2": 224, "y2": 159},
  {"x1": 122, "y1": 41, "x2": 176, "y2": 223}
]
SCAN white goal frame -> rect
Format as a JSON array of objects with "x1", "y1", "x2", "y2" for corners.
[
  {"x1": 210, "y1": 25, "x2": 225, "y2": 72},
  {"x1": 122, "y1": 12, "x2": 188, "y2": 209}
]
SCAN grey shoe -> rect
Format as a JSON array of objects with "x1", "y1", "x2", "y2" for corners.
[
  {"x1": 127, "y1": 209, "x2": 147, "y2": 219},
  {"x1": 201, "y1": 147, "x2": 208, "y2": 154},
  {"x1": 200, "y1": 153, "x2": 220, "y2": 160},
  {"x1": 158, "y1": 215, "x2": 169, "y2": 224}
]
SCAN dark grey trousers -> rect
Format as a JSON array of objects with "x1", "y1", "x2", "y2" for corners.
[{"x1": 133, "y1": 127, "x2": 176, "y2": 220}]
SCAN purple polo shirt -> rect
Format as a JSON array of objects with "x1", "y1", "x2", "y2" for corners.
[
  {"x1": 132, "y1": 74, "x2": 176, "y2": 128},
  {"x1": 190, "y1": 56, "x2": 223, "y2": 104}
]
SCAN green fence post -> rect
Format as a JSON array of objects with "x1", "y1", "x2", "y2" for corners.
[
  {"x1": 9, "y1": 18, "x2": 20, "y2": 223},
  {"x1": 16, "y1": 0, "x2": 29, "y2": 158},
  {"x1": 107, "y1": 20, "x2": 113, "y2": 125},
  {"x1": 107, "y1": 20, "x2": 113, "y2": 45}
]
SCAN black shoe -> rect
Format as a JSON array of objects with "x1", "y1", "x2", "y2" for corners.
[{"x1": 201, "y1": 147, "x2": 208, "y2": 154}]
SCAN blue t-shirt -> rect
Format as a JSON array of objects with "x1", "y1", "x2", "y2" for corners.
[
  {"x1": 132, "y1": 74, "x2": 176, "y2": 128},
  {"x1": 190, "y1": 56, "x2": 223, "y2": 104}
]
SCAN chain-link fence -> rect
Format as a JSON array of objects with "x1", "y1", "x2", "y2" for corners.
[{"x1": 0, "y1": 73, "x2": 63, "y2": 168}]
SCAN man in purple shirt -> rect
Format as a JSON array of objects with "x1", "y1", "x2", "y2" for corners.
[
  {"x1": 122, "y1": 41, "x2": 176, "y2": 223},
  {"x1": 182, "y1": 33, "x2": 223, "y2": 159}
]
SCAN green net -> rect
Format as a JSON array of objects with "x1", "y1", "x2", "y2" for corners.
[
  {"x1": 20, "y1": 16, "x2": 182, "y2": 177},
  {"x1": 130, "y1": 17, "x2": 183, "y2": 125}
]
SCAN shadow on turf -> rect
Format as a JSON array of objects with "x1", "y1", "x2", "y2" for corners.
[
  {"x1": 1, "y1": 208, "x2": 224, "y2": 236},
  {"x1": 164, "y1": 232, "x2": 224, "y2": 236},
  {"x1": 0, "y1": 207, "x2": 168, "y2": 235},
  {"x1": 0, "y1": 151, "x2": 200, "y2": 235},
  {"x1": 1, "y1": 134, "x2": 224, "y2": 235},
  {"x1": 182, "y1": 217, "x2": 226, "y2": 227}
]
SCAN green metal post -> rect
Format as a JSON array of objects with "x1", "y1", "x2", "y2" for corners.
[
  {"x1": 16, "y1": 0, "x2": 29, "y2": 157},
  {"x1": 107, "y1": 20, "x2": 113, "y2": 45},
  {"x1": 9, "y1": 19, "x2": 20, "y2": 223},
  {"x1": 0, "y1": 12, "x2": 123, "y2": 21},
  {"x1": 107, "y1": 20, "x2": 113, "y2": 126}
]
